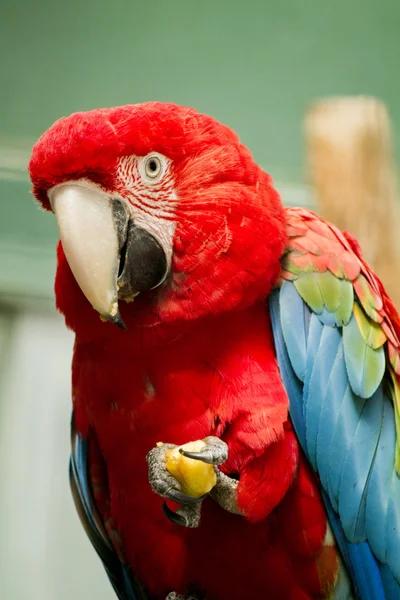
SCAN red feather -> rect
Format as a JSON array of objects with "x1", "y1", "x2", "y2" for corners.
[{"x1": 29, "y1": 103, "x2": 343, "y2": 599}]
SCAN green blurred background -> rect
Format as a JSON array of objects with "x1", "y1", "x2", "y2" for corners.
[
  {"x1": 0, "y1": 1, "x2": 399, "y2": 599},
  {"x1": 1, "y1": 0, "x2": 400, "y2": 302}
]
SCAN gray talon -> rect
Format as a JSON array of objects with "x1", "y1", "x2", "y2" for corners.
[
  {"x1": 146, "y1": 444, "x2": 183, "y2": 499},
  {"x1": 179, "y1": 450, "x2": 214, "y2": 463},
  {"x1": 146, "y1": 444, "x2": 207, "y2": 505},
  {"x1": 166, "y1": 489, "x2": 206, "y2": 504},
  {"x1": 179, "y1": 436, "x2": 228, "y2": 465},
  {"x1": 147, "y1": 437, "x2": 230, "y2": 529},
  {"x1": 162, "y1": 502, "x2": 188, "y2": 526},
  {"x1": 162, "y1": 502, "x2": 202, "y2": 528}
]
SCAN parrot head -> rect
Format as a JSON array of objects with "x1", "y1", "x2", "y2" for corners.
[{"x1": 29, "y1": 102, "x2": 286, "y2": 334}]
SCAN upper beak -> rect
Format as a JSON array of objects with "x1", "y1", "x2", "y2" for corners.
[{"x1": 49, "y1": 183, "x2": 168, "y2": 328}]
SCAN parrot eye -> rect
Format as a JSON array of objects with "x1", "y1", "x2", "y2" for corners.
[
  {"x1": 144, "y1": 155, "x2": 163, "y2": 180},
  {"x1": 136, "y1": 152, "x2": 169, "y2": 185}
]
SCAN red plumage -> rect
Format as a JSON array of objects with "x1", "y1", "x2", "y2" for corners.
[{"x1": 29, "y1": 103, "x2": 341, "y2": 599}]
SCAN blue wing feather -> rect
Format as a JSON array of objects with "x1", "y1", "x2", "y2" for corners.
[
  {"x1": 280, "y1": 280, "x2": 308, "y2": 380},
  {"x1": 318, "y1": 307, "x2": 338, "y2": 327},
  {"x1": 365, "y1": 396, "x2": 393, "y2": 563},
  {"x1": 346, "y1": 542, "x2": 386, "y2": 600},
  {"x1": 328, "y1": 388, "x2": 367, "y2": 512},
  {"x1": 323, "y1": 490, "x2": 385, "y2": 600},
  {"x1": 315, "y1": 339, "x2": 347, "y2": 492},
  {"x1": 302, "y1": 313, "x2": 324, "y2": 422},
  {"x1": 380, "y1": 565, "x2": 400, "y2": 599},
  {"x1": 338, "y1": 386, "x2": 383, "y2": 541},
  {"x1": 270, "y1": 283, "x2": 400, "y2": 599},
  {"x1": 304, "y1": 325, "x2": 342, "y2": 469},
  {"x1": 269, "y1": 292, "x2": 307, "y2": 449},
  {"x1": 386, "y1": 476, "x2": 400, "y2": 581}
]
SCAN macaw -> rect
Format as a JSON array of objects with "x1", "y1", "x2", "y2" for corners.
[{"x1": 28, "y1": 102, "x2": 400, "y2": 600}]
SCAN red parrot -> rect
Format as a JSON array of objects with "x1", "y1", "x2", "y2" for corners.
[{"x1": 29, "y1": 103, "x2": 400, "y2": 600}]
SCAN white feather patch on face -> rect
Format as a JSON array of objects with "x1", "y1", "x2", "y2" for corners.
[{"x1": 117, "y1": 153, "x2": 178, "y2": 273}]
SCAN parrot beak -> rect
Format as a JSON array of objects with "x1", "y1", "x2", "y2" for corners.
[{"x1": 49, "y1": 183, "x2": 168, "y2": 328}]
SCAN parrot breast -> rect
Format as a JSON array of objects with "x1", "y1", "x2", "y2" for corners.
[{"x1": 73, "y1": 303, "x2": 342, "y2": 600}]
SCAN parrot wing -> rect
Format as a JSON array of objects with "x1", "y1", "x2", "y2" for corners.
[
  {"x1": 70, "y1": 418, "x2": 149, "y2": 600},
  {"x1": 269, "y1": 207, "x2": 400, "y2": 600}
]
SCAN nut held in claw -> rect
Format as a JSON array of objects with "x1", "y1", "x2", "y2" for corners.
[{"x1": 164, "y1": 441, "x2": 217, "y2": 498}]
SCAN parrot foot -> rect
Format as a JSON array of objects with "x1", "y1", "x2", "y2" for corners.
[
  {"x1": 146, "y1": 443, "x2": 206, "y2": 505},
  {"x1": 211, "y1": 470, "x2": 243, "y2": 515},
  {"x1": 162, "y1": 500, "x2": 202, "y2": 528},
  {"x1": 179, "y1": 436, "x2": 228, "y2": 465},
  {"x1": 147, "y1": 437, "x2": 233, "y2": 528}
]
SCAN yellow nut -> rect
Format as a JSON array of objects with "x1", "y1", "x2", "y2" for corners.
[{"x1": 165, "y1": 440, "x2": 217, "y2": 498}]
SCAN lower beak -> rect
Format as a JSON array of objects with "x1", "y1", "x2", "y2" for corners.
[{"x1": 49, "y1": 183, "x2": 168, "y2": 328}]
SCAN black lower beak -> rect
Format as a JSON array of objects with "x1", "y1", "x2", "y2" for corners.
[
  {"x1": 117, "y1": 221, "x2": 168, "y2": 300},
  {"x1": 112, "y1": 201, "x2": 168, "y2": 306}
]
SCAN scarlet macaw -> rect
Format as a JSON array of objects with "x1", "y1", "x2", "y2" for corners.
[{"x1": 29, "y1": 103, "x2": 400, "y2": 600}]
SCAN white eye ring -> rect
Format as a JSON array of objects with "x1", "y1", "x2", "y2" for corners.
[{"x1": 144, "y1": 155, "x2": 163, "y2": 180}]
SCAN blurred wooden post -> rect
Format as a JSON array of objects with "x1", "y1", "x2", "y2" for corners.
[{"x1": 305, "y1": 96, "x2": 400, "y2": 308}]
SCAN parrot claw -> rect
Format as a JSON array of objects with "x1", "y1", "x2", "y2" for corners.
[
  {"x1": 146, "y1": 444, "x2": 205, "y2": 505},
  {"x1": 162, "y1": 502, "x2": 187, "y2": 526},
  {"x1": 147, "y1": 443, "x2": 186, "y2": 500},
  {"x1": 163, "y1": 501, "x2": 202, "y2": 528},
  {"x1": 147, "y1": 438, "x2": 228, "y2": 527},
  {"x1": 179, "y1": 436, "x2": 228, "y2": 465},
  {"x1": 164, "y1": 489, "x2": 206, "y2": 505}
]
